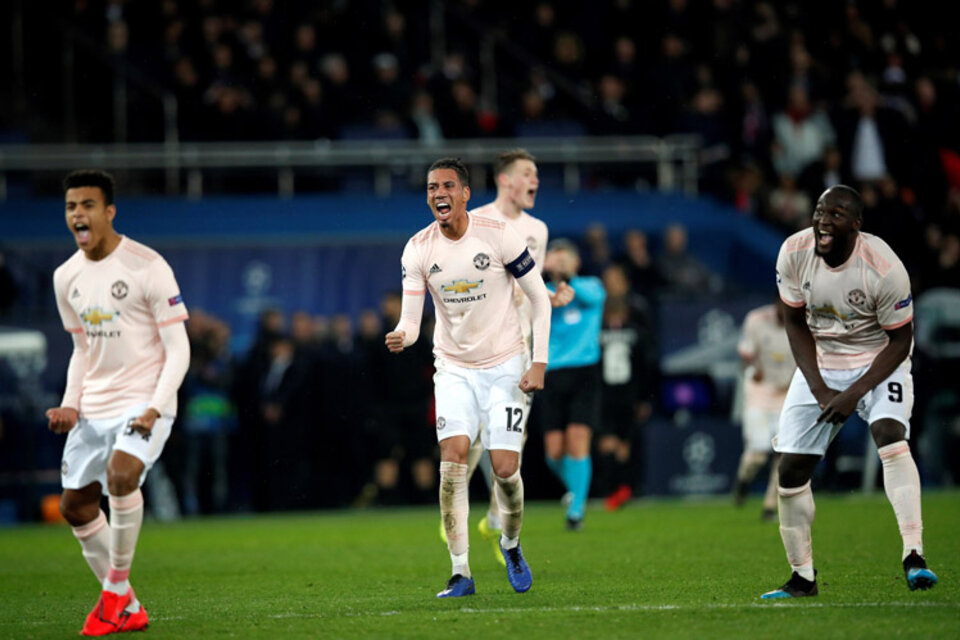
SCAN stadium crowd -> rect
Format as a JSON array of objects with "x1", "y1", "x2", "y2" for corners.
[{"x1": 29, "y1": 1, "x2": 954, "y2": 291}]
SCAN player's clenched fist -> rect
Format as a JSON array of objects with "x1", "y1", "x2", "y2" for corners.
[
  {"x1": 45, "y1": 407, "x2": 79, "y2": 434},
  {"x1": 385, "y1": 330, "x2": 406, "y2": 353}
]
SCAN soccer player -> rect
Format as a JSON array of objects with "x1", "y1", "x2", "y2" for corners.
[
  {"x1": 464, "y1": 149, "x2": 573, "y2": 562},
  {"x1": 762, "y1": 185, "x2": 937, "y2": 599},
  {"x1": 385, "y1": 157, "x2": 552, "y2": 597},
  {"x1": 734, "y1": 301, "x2": 795, "y2": 522},
  {"x1": 538, "y1": 239, "x2": 606, "y2": 530},
  {"x1": 46, "y1": 170, "x2": 190, "y2": 634}
]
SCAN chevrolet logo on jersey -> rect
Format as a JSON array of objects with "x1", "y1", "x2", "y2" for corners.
[
  {"x1": 443, "y1": 280, "x2": 482, "y2": 294},
  {"x1": 81, "y1": 308, "x2": 118, "y2": 326}
]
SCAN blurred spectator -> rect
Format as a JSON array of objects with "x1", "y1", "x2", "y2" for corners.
[
  {"x1": 181, "y1": 311, "x2": 235, "y2": 515},
  {"x1": 618, "y1": 230, "x2": 664, "y2": 295},
  {"x1": 655, "y1": 223, "x2": 723, "y2": 295},
  {"x1": 355, "y1": 293, "x2": 436, "y2": 506},
  {"x1": 771, "y1": 83, "x2": 836, "y2": 178},
  {"x1": 798, "y1": 145, "x2": 846, "y2": 203},
  {"x1": 579, "y1": 223, "x2": 613, "y2": 277},
  {"x1": 767, "y1": 174, "x2": 812, "y2": 233},
  {"x1": 408, "y1": 91, "x2": 444, "y2": 145},
  {"x1": 860, "y1": 177, "x2": 925, "y2": 277},
  {"x1": 836, "y1": 71, "x2": 910, "y2": 185},
  {"x1": 257, "y1": 333, "x2": 314, "y2": 511}
]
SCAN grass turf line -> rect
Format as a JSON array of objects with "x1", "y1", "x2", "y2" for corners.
[{"x1": 0, "y1": 490, "x2": 956, "y2": 639}]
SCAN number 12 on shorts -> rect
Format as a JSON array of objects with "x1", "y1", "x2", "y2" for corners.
[{"x1": 505, "y1": 407, "x2": 524, "y2": 432}]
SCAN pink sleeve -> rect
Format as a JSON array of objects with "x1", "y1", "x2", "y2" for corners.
[
  {"x1": 145, "y1": 258, "x2": 189, "y2": 328},
  {"x1": 61, "y1": 332, "x2": 89, "y2": 411},
  {"x1": 148, "y1": 322, "x2": 190, "y2": 416},
  {"x1": 515, "y1": 268, "x2": 551, "y2": 364},
  {"x1": 397, "y1": 239, "x2": 426, "y2": 346},
  {"x1": 776, "y1": 243, "x2": 804, "y2": 307},
  {"x1": 53, "y1": 268, "x2": 82, "y2": 333}
]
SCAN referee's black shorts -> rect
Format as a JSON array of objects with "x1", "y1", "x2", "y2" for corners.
[{"x1": 537, "y1": 364, "x2": 601, "y2": 432}]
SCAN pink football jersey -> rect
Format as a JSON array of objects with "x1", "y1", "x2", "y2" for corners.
[
  {"x1": 54, "y1": 236, "x2": 189, "y2": 418},
  {"x1": 400, "y1": 213, "x2": 536, "y2": 368},
  {"x1": 776, "y1": 229, "x2": 913, "y2": 369}
]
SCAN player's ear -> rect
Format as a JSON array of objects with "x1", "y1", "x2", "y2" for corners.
[
  {"x1": 463, "y1": 185, "x2": 471, "y2": 202},
  {"x1": 106, "y1": 204, "x2": 117, "y2": 224}
]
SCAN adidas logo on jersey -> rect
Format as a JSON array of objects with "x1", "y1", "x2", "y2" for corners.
[
  {"x1": 429, "y1": 264, "x2": 442, "y2": 274},
  {"x1": 71, "y1": 288, "x2": 81, "y2": 299}
]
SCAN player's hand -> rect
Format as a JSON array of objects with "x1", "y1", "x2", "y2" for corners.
[
  {"x1": 519, "y1": 362, "x2": 546, "y2": 393},
  {"x1": 550, "y1": 281, "x2": 576, "y2": 307},
  {"x1": 385, "y1": 330, "x2": 406, "y2": 353},
  {"x1": 45, "y1": 407, "x2": 79, "y2": 434},
  {"x1": 129, "y1": 408, "x2": 160, "y2": 437},
  {"x1": 815, "y1": 388, "x2": 856, "y2": 425}
]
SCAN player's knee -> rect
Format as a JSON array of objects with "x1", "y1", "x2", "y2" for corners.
[
  {"x1": 492, "y1": 459, "x2": 519, "y2": 478},
  {"x1": 106, "y1": 469, "x2": 140, "y2": 497},
  {"x1": 60, "y1": 494, "x2": 98, "y2": 527},
  {"x1": 871, "y1": 419, "x2": 906, "y2": 448},
  {"x1": 777, "y1": 454, "x2": 815, "y2": 488}
]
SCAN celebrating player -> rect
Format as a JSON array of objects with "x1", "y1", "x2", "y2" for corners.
[
  {"x1": 734, "y1": 301, "x2": 795, "y2": 522},
  {"x1": 460, "y1": 149, "x2": 573, "y2": 563},
  {"x1": 762, "y1": 185, "x2": 937, "y2": 598},
  {"x1": 385, "y1": 157, "x2": 551, "y2": 597},
  {"x1": 46, "y1": 170, "x2": 190, "y2": 634}
]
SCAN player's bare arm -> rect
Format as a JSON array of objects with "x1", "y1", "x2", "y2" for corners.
[
  {"x1": 385, "y1": 330, "x2": 407, "y2": 353},
  {"x1": 781, "y1": 301, "x2": 837, "y2": 408},
  {"x1": 519, "y1": 361, "x2": 546, "y2": 393},
  {"x1": 816, "y1": 323, "x2": 913, "y2": 425},
  {"x1": 45, "y1": 407, "x2": 79, "y2": 434}
]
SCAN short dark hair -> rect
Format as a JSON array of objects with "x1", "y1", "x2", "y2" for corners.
[
  {"x1": 826, "y1": 184, "x2": 864, "y2": 219},
  {"x1": 63, "y1": 170, "x2": 116, "y2": 206},
  {"x1": 494, "y1": 148, "x2": 536, "y2": 177},
  {"x1": 427, "y1": 157, "x2": 470, "y2": 188}
]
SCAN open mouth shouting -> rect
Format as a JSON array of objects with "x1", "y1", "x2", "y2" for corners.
[
  {"x1": 435, "y1": 200, "x2": 452, "y2": 220},
  {"x1": 815, "y1": 227, "x2": 833, "y2": 253},
  {"x1": 73, "y1": 222, "x2": 92, "y2": 246}
]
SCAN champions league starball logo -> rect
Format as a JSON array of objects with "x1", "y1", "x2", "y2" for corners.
[{"x1": 436, "y1": 416, "x2": 446, "y2": 431}]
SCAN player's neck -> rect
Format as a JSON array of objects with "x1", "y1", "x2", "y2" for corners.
[
  {"x1": 822, "y1": 232, "x2": 858, "y2": 268},
  {"x1": 439, "y1": 212, "x2": 469, "y2": 241},
  {"x1": 83, "y1": 231, "x2": 122, "y2": 261},
  {"x1": 493, "y1": 195, "x2": 523, "y2": 219}
]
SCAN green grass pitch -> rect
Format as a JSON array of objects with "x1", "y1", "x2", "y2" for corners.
[{"x1": 1, "y1": 490, "x2": 957, "y2": 639}]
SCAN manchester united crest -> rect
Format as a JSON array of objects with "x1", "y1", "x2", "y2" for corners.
[
  {"x1": 846, "y1": 288, "x2": 866, "y2": 307},
  {"x1": 111, "y1": 280, "x2": 129, "y2": 299},
  {"x1": 473, "y1": 253, "x2": 490, "y2": 270}
]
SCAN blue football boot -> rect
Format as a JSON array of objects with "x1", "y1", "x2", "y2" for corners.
[
  {"x1": 436, "y1": 574, "x2": 475, "y2": 598},
  {"x1": 500, "y1": 542, "x2": 533, "y2": 593}
]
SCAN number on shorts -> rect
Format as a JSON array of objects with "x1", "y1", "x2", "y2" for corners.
[
  {"x1": 887, "y1": 381, "x2": 903, "y2": 403},
  {"x1": 504, "y1": 407, "x2": 524, "y2": 432}
]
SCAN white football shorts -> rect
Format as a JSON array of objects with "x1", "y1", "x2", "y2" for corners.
[
  {"x1": 61, "y1": 403, "x2": 174, "y2": 494},
  {"x1": 743, "y1": 405, "x2": 781, "y2": 453},
  {"x1": 774, "y1": 360, "x2": 913, "y2": 456},
  {"x1": 433, "y1": 353, "x2": 527, "y2": 453}
]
